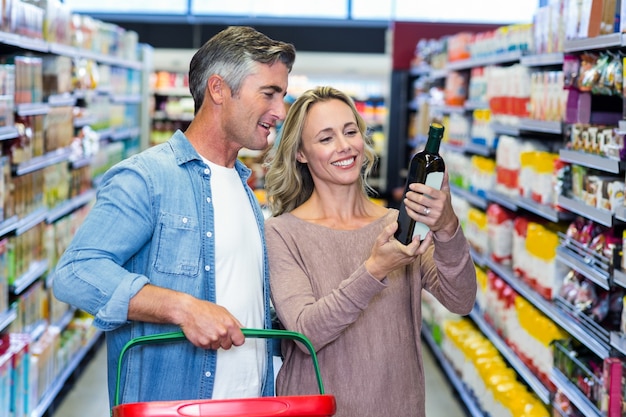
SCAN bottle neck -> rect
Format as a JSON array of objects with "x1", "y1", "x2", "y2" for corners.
[{"x1": 424, "y1": 135, "x2": 441, "y2": 154}]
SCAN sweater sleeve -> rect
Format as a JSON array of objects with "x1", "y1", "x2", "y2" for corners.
[
  {"x1": 265, "y1": 218, "x2": 386, "y2": 353},
  {"x1": 419, "y1": 223, "x2": 477, "y2": 315}
]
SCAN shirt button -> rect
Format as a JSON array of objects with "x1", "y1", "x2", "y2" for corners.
[
  {"x1": 204, "y1": 168, "x2": 210, "y2": 175},
  {"x1": 205, "y1": 371, "x2": 212, "y2": 377},
  {"x1": 206, "y1": 231, "x2": 212, "y2": 238},
  {"x1": 182, "y1": 217, "x2": 188, "y2": 224},
  {"x1": 205, "y1": 265, "x2": 210, "y2": 271},
  {"x1": 206, "y1": 197, "x2": 211, "y2": 204}
]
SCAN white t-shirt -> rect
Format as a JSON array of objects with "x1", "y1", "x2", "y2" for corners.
[{"x1": 203, "y1": 159, "x2": 266, "y2": 399}]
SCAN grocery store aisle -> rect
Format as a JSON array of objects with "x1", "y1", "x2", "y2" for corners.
[{"x1": 53, "y1": 339, "x2": 468, "y2": 417}]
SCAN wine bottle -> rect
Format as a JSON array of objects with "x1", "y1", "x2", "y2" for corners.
[{"x1": 395, "y1": 122, "x2": 446, "y2": 245}]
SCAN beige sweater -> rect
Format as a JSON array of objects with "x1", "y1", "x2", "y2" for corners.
[{"x1": 265, "y1": 209, "x2": 477, "y2": 417}]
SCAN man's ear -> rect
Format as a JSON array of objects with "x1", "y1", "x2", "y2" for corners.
[{"x1": 207, "y1": 75, "x2": 225, "y2": 104}]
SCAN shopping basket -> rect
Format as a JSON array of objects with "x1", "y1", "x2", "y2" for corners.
[{"x1": 111, "y1": 328, "x2": 336, "y2": 417}]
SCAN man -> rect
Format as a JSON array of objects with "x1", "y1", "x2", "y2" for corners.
[{"x1": 52, "y1": 26, "x2": 296, "y2": 406}]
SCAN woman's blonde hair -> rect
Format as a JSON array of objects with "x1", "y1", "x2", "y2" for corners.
[{"x1": 264, "y1": 86, "x2": 378, "y2": 217}]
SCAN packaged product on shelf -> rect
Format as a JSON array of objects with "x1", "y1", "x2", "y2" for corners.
[
  {"x1": 525, "y1": 221, "x2": 564, "y2": 300},
  {"x1": 42, "y1": 55, "x2": 73, "y2": 98},
  {"x1": 0, "y1": 348, "x2": 11, "y2": 417},
  {"x1": 44, "y1": 106, "x2": 73, "y2": 152},
  {"x1": 5, "y1": 0, "x2": 44, "y2": 40},
  {"x1": 528, "y1": 151, "x2": 559, "y2": 206},
  {"x1": 470, "y1": 109, "x2": 496, "y2": 148},
  {"x1": 9, "y1": 334, "x2": 29, "y2": 417},
  {"x1": 466, "y1": 207, "x2": 488, "y2": 255},
  {"x1": 39, "y1": 0, "x2": 72, "y2": 46},
  {"x1": 444, "y1": 71, "x2": 468, "y2": 107},
  {"x1": 469, "y1": 155, "x2": 495, "y2": 198},
  {"x1": 486, "y1": 203, "x2": 515, "y2": 265},
  {"x1": 0, "y1": 238, "x2": 8, "y2": 315},
  {"x1": 565, "y1": 90, "x2": 592, "y2": 124},
  {"x1": 600, "y1": 357, "x2": 625, "y2": 417},
  {"x1": 29, "y1": 326, "x2": 61, "y2": 411},
  {"x1": 9, "y1": 55, "x2": 43, "y2": 105},
  {"x1": 512, "y1": 216, "x2": 531, "y2": 279}
]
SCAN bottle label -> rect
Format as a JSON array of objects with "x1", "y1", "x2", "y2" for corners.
[{"x1": 412, "y1": 171, "x2": 444, "y2": 240}]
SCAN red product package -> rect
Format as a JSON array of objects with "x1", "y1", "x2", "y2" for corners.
[{"x1": 487, "y1": 203, "x2": 515, "y2": 265}]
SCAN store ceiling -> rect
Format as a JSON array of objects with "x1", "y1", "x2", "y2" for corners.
[{"x1": 101, "y1": 20, "x2": 389, "y2": 53}]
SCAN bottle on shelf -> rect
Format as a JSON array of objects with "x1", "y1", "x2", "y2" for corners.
[{"x1": 395, "y1": 122, "x2": 445, "y2": 245}]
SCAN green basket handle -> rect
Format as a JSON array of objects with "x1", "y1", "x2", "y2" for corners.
[{"x1": 114, "y1": 328, "x2": 325, "y2": 407}]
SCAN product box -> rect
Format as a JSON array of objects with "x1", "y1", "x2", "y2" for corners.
[
  {"x1": 565, "y1": 90, "x2": 592, "y2": 124},
  {"x1": 9, "y1": 335, "x2": 29, "y2": 417},
  {"x1": 0, "y1": 349, "x2": 12, "y2": 417},
  {"x1": 578, "y1": 0, "x2": 605, "y2": 38},
  {"x1": 601, "y1": 357, "x2": 625, "y2": 416}
]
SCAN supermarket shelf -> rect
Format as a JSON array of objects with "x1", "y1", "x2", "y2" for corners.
[
  {"x1": 13, "y1": 147, "x2": 73, "y2": 177},
  {"x1": 610, "y1": 331, "x2": 626, "y2": 356},
  {"x1": 557, "y1": 195, "x2": 613, "y2": 227},
  {"x1": 564, "y1": 33, "x2": 622, "y2": 52},
  {"x1": 429, "y1": 68, "x2": 448, "y2": 80},
  {"x1": 520, "y1": 52, "x2": 564, "y2": 67},
  {"x1": 153, "y1": 87, "x2": 191, "y2": 96},
  {"x1": 555, "y1": 246, "x2": 610, "y2": 290},
  {"x1": 47, "y1": 93, "x2": 77, "y2": 107},
  {"x1": 518, "y1": 118, "x2": 562, "y2": 135},
  {"x1": 49, "y1": 42, "x2": 143, "y2": 70},
  {"x1": 613, "y1": 268, "x2": 626, "y2": 289},
  {"x1": 31, "y1": 330, "x2": 104, "y2": 417},
  {"x1": 516, "y1": 196, "x2": 572, "y2": 223},
  {"x1": 0, "y1": 125, "x2": 19, "y2": 141},
  {"x1": 0, "y1": 307, "x2": 16, "y2": 332},
  {"x1": 16, "y1": 207, "x2": 48, "y2": 236},
  {"x1": 11, "y1": 259, "x2": 49, "y2": 295},
  {"x1": 469, "y1": 248, "x2": 488, "y2": 268},
  {"x1": 551, "y1": 367, "x2": 601, "y2": 417},
  {"x1": 559, "y1": 149, "x2": 622, "y2": 174},
  {"x1": 16, "y1": 102, "x2": 50, "y2": 117},
  {"x1": 484, "y1": 258, "x2": 611, "y2": 359},
  {"x1": 464, "y1": 100, "x2": 490, "y2": 110},
  {"x1": 430, "y1": 104, "x2": 466, "y2": 114},
  {"x1": 485, "y1": 190, "x2": 518, "y2": 212},
  {"x1": 450, "y1": 185, "x2": 488, "y2": 210},
  {"x1": 0, "y1": 215, "x2": 18, "y2": 237},
  {"x1": 491, "y1": 122, "x2": 520, "y2": 137},
  {"x1": 421, "y1": 326, "x2": 484, "y2": 417},
  {"x1": 446, "y1": 50, "x2": 523, "y2": 71},
  {"x1": 442, "y1": 141, "x2": 493, "y2": 157},
  {"x1": 463, "y1": 142, "x2": 494, "y2": 157},
  {"x1": 468, "y1": 309, "x2": 551, "y2": 404}
]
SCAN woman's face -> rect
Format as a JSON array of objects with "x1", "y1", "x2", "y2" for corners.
[{"x1": 297, "y1": 99, "x2": 364, "y2": 188}]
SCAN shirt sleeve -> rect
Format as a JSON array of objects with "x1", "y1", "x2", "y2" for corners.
[
  {"x1": 52, "y1": 160, "x2": 153, "y2": 330},
  {"x1": 419, "y1": 223, "x2": 477, "y2": 315}
]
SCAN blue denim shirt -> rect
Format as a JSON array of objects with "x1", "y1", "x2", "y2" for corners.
[{"x1": 52, "y1": 130, "x2": 274, "y2": 406}]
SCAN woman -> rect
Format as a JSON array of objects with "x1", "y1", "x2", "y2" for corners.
[{"x1": 264, "y1": 86, "x2": 476, "y2": 417}]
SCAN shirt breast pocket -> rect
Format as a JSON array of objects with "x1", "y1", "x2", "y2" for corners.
[{"x1": 154, "y1": 212, "x2": 201, "y2": 276}]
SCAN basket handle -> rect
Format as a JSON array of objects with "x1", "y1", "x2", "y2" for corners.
[{"x1": 114, "y1": 328, "x2": 325, "y2": 407}]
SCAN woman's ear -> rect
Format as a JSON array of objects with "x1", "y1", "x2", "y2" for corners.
[{"x1": 296, "y1": 150, "x2": 306, "y2": 163}]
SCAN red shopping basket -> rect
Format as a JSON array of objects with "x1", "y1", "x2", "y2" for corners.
[{"x1": 111, "y1": 328, "x2": 336, "y2": 417}]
